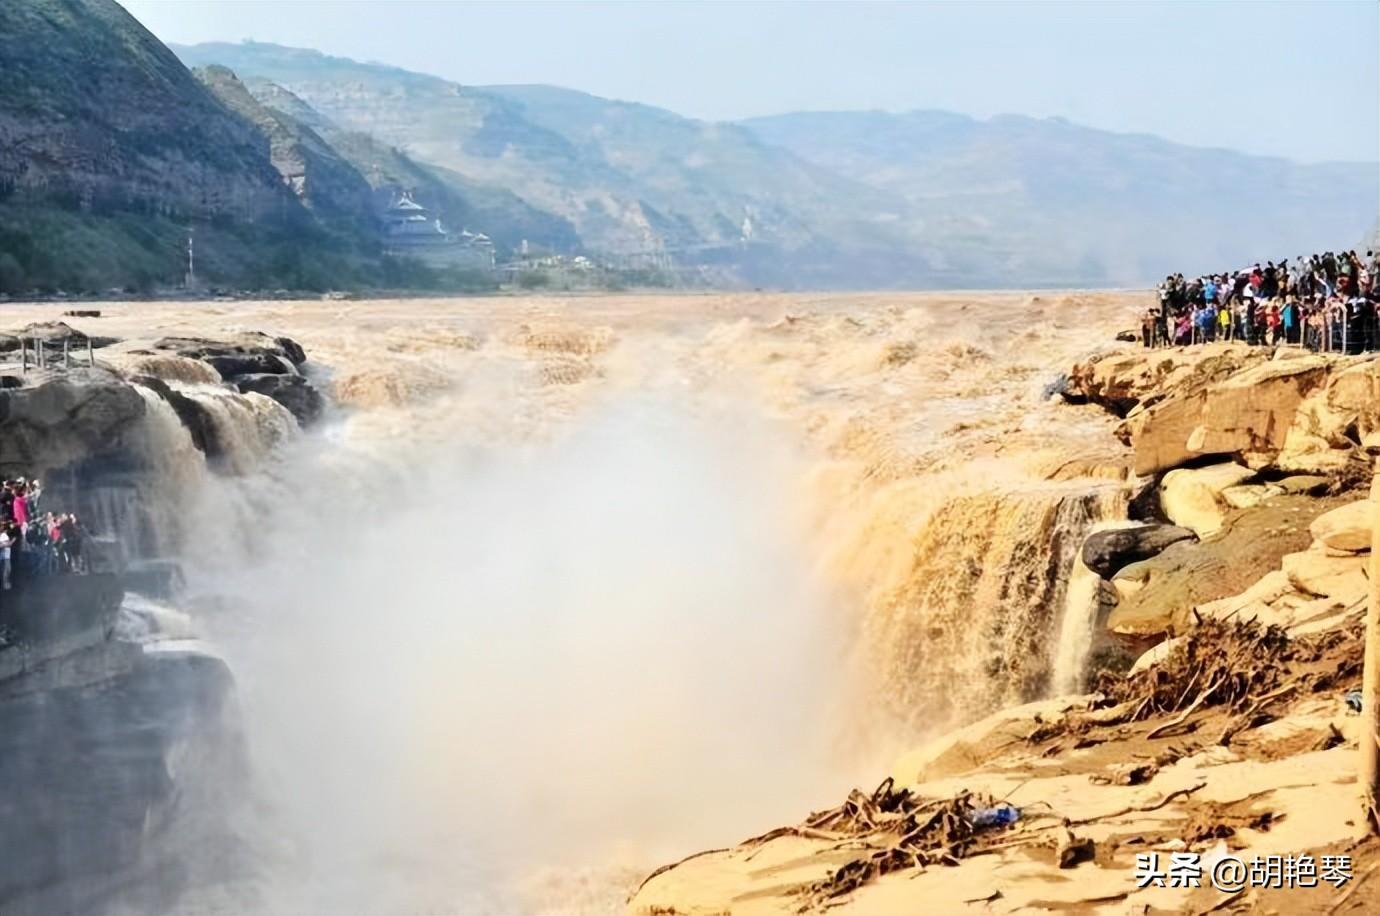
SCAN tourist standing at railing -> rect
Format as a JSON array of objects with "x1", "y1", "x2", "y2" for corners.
[
  {"x1": 12, "y1": 485, "x2": 29, "y2": 531},
  {"x1": 1216, "y1": 298, "x2": 1232, "y2": 341},
  {"x1": 0, "y1": 524, "x2": 12, "y2": 591}
]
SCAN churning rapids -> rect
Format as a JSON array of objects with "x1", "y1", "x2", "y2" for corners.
[{"x1": 20, "y1": 291, "x2": 1141, "y2": 914}]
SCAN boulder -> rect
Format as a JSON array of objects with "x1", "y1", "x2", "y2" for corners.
[
  {"x1": 1281, "y1": 546, "x2": 1368, "y2": 604},
  {"x1": 0, "y1": 371, "x2": 147, "y2": 477},
  {"x1": 1221, "y1": 483, "x2": 1282, "y2": 510},
  {"x1": 1066, "y1": 345, "x2": 1269, "y2": 420},
  {"x1": 1081, "y1": 524, "x2": 1197, "y2": 579},
  {"x1": 10, "y1": 320, "x2": 87, "y2": 342},
  {"x1": 152, "y1": 333, "x2": 305, "y2": 379},
  {"x1": 1309, "y1": 499, "x2": 1373, "y2": 553},
  {"x1": 1106, "y1": 494, "x2": 1321, "y2": 638},
  {"x1": 1276, "y1": 474, "x2": 1331, "y2": 496},
  {"x1": 203, "y1": 352, "x2": 295, "y2": 379},
  {"x1": 1159, "y1": 462, "x2": 1256, "y2": 536},
  {"x1": 233, "y1": 373, "x2": 323, "y2": 426},
  {"x1": 1316, "y1": 360, "x2": 1380, "y2": 444},
  {"x1": 1127, "y1": 357, "x2": 1329, "y2": 475}
]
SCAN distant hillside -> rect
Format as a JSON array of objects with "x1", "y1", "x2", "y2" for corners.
[
  {"x1": 0, "y1": 0, "x2": 488, "y2": 294},
  {"x1": 174, "y1": 41, "x2": 1379, "y2": 288},
  {"x1": 0, "y1": 0, "x2": 322, "y2": 291},
  {"x1": 172, "y1": 41, "x2": 923, "y2": 287},
  {"x1": 742, "y1": 110, "x2": 1380, "y2": 282},
  {"x1": 2, "y1": 15, "x2": 1372, "y2": 293},
  {"x1": 239, "y1": 78, "x2": 579, "y2": 255},
  {"x1": 195, "y1": 65, "x2": 375, "y2": 231}
]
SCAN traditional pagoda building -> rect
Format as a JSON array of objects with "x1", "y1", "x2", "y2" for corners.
[
  {"x1": 378, "y1": 190, "x2": 498, "y2": 271},
  {"x1": 382, "y1": 191, "x2": 449, "y2": 247}
]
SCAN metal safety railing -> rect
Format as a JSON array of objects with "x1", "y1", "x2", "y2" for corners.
[{"x1": 17, "y1": 336, "x2": 96, "y2": 373}]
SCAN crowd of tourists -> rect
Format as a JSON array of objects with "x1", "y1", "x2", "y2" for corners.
[
  {"x1": 1144, "y1": 249, "x2": 1380, "y2": 351},
  {"x1": 0, "y1": 477, "x2": 88, "y2": 593}
]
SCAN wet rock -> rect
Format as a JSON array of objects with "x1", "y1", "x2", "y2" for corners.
[
  {"x1": 1159, "y1": 462, "x2": 1256, "y2": 536},
  {"x1": 234, "y1": 373, "x2": 323, "y2": 426},
  {"x1": 1043, "y1": 372, "x2": 1072, "y2": 402},
  {"x1": 202, "y1": 351, "x2": 295, "y2": 379},
  {"x1": 0, "y1": 371, "x2": 147, "y2": 476},
  {"x1": 1106, "y1": 494, "x2": 1328, "y2": 638},
  {"x1": 151, "y1": 333, "x2": 305, "y2": 379},
  {"x1": 1081, "y1": 524, "x2": 1197, "y2": 579},
  {"x1": 1309, "y1": 499, "x2": 1373, "y2": 554},
  {"x1": 1127, "y1": 476, "x2": 1168, "y2": 522},
  {"x1": 129, "y1": 376, "x2": 218, "y2": 456}
]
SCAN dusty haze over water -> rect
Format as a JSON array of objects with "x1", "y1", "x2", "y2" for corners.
[{"x1": 23, "y1": 290, "x2": 1141, "y2": 912}]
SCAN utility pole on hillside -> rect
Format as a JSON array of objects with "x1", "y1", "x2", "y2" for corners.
[
  {"x1": 185, "y1": 227, "x2": 195, "y2": 290},
  {"x1": 1364, "y1": 460, "x2": 1380, "y2": 834}
]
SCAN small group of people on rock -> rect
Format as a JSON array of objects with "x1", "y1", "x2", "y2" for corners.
[
  {"x1": 0, "y1": 476, "x2": 87, "y2": 592},
  {"x1": 1144, "y1": 249, "x2": 1380, "y2": 352}
]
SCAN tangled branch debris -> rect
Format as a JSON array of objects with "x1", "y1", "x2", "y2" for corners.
[
  {"x1": 746, "y1": 778, "x2": 1025, "y2": 911},
  {"x1": 1097, "y1": 620, "x2": 1291, "y2": 724},
  {"x1": 1076, "y1": 618, "x2": 1364, "y2": 742}
]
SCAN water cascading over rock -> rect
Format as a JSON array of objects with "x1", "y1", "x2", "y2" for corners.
[{"x1": 857, "y1": 481, "x2": 1124, "y2": 732}]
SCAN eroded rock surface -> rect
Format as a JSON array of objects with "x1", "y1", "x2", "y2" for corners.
[{"x1": 1081, "y1": 523, "x2": 1196, "y2": 579}]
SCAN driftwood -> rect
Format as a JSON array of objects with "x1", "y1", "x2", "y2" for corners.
[
  {"x1": 1079, "y1": 619, "x2": 1362, "y2": 746},
  {"x1": 739, "y1": 778, "x2": 1027, "y2": 911}
]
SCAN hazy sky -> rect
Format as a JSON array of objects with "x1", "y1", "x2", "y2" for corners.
[{"x1": 121, "y1": 0, "x2": 1380, "y2": 164}]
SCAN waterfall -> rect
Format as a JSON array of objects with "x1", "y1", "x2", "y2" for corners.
[
  {"x1": 1050, "y1": 519, "x2": 1141, "y2": 695},
  {"x1": 127, "y1": 385, "x2": 297, "y2": 565},
  {"x1": 175, "y1": 385, "x2": 298, "y2": 475},
  {"x1": 853, "y1": 478, "x2": 1124, "y2": 734},
  {"x1": 116, "y1": 387, "x2": 211, "y2": 559}
]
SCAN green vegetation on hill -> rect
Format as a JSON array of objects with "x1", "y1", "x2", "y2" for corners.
[
  {"x1": 174, "y1": 40, "x2": 1379, "y2": 288},
  {"x1": 0, "y1": 2, "x2": 504, "y2": 295},
  {"x1": 0, "y1": 8, "x2": 1373, "y2": 294}
]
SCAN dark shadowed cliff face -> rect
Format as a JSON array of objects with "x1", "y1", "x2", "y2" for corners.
[
  {"x1": 0, "y1": 335, "x2": 330, "y2": 915},
  {"x1": 0, "y1": 632, "x2": 249, "y2": 916},
  {"x1": 0, "y1": 0, "x2": 292, "y2": 223},
  {"x1": 0, "y1": 0, "x2": 356, "y2": 293}
]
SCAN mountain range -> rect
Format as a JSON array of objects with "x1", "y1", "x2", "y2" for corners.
[{"x1": 1, "y1": 0, "x2": 1375, "y2": 294}]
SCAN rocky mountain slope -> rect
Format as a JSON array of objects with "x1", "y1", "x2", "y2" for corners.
[
  {"x1": 174, "y1": 41, "x2": 903, "y2": 285},
  {"x1": 743, "y1": 110, "x2": 1380, "y2": 284},
  {"x1": 175, "y1": 40, "x2": 1379, "y2": 288},
  {"x1": 0, "y1": 1, "x2": 516, "y2": 295},
  {"x1": 0, "y1": 0, "x2": 318, "y2": 292},
  {"x1": 194, "y1": 65, "x2": 376, "y2": 231},
  {"x1": 2, "y1": 6, "x2": 1373, "y2": 293},
  {"x1": 239, "y1": 77, "x2": 579, "y2": 255}
]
